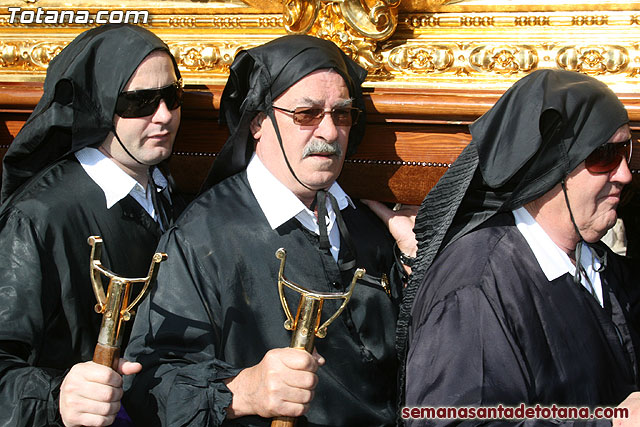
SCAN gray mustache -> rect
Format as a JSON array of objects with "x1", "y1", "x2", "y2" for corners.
[{"x1": 302, "y1": 140, "x2": 342, "y2": 158}]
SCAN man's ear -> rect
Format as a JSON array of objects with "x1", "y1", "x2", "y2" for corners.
[{"x1": 250, "y1": 112, "x2": 266, "y2": 140}]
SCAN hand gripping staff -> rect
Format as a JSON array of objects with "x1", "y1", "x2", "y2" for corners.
[
  {"x1": 88, "y1": 236, "x2": 167, "y2": 370},
  {"x1": 271, "y1": 248, "x2": 365, "y2": 427}
]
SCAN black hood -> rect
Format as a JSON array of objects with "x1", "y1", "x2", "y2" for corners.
[
  {"x1": 201, "y1": 35, "x2": 367, "y2": 191},
  {"x1": 1, "y1": 24, "x2": 180, "y2": 203}
]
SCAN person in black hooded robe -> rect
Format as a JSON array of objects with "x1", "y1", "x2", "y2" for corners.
[
  {"x1": 0, "y1": 24, "x2": 184, "y2": 427},
  {"x1": 399, "y1": 69, "x2": 640, "y2": 426},
  {"x1": 123, "y1": 34, "x2": 417, "y2": 426}
]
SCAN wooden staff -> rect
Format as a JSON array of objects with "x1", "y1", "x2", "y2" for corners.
[{"x1": 271, "y1": 248, "x2": 364, "y2": 427}]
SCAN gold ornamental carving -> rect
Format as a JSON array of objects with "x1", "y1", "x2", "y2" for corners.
[
  {"x1": 556, "y1": 45, "x2": 629, "y2": 75},
  {"x1": 283, "y1": 0, "x2": 400, "y2": 73},
  {"x1": 387, "y1": 45, "x2": 454, "y2": 74},
  {"x1": 0, "y1": 40, "x2": 64, "y2": 71},
  {"x1": 469, "y1": 45, "x2": 538, "y2": 75},
  {"x1": 284, "y1": 0, "x2": 400, "y2": 40}
]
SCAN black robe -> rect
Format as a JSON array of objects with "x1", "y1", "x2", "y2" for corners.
[
  {"x1": 0, "y1": 157, "x2": 165, "y2": 427},
  {"x1": 124, "y1": 171, "x2": 401, "y2": 426},
  {"x1": 406, "y1": 213, "x2": 640, "y2": 426}
]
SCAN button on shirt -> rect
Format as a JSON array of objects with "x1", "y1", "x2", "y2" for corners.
[
  {"x1": 75, "y1": 147, "x2": 168, "y2": 228},
  {"x1": 513, "y1": 206, "x2": 604, "y2": 307},
  {"x1": 247, "y1": 153, "x2": 354, "y2": 262}
]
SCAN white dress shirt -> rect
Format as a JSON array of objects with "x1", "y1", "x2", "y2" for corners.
[
  {"x1": 246, "y1": 153, "x2": 354, "y2": 262},
  {"x1": 75, "y1": 147, "x2": 167, "y2": 225},
  {"x1": 512, "y1": 206, "x2": 603, "y2": 307}
]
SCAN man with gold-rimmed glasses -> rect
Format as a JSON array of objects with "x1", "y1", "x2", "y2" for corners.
[{"x1": 124, "y1": 35, "x2": 417, "y2": 426}]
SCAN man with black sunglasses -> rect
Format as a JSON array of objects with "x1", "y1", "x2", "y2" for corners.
[
  {"x1": 401, "y1": 69, "x2": 640, "y2": 425},
  {"x1": 0, "y1": 24, "x2": 183, "y2": 427},
  {"x1": 124, "y1": 35, "x2": 417, "y2": 426}
]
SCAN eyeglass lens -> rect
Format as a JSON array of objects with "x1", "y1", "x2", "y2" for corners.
[
  {"x1": 291, "y1": 107, "x2": 359, "y2": 126},
  {"x1": 585, "y1": 139, "x2": 633, "y2": 173},
  {"x1": 115, "y1": 81, "x2": 183, "y2": 118}
]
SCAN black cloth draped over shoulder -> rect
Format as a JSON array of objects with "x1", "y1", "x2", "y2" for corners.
[
  {"x1": 1, "y1": 23, "x2": 180, "y2": 203},
  {"x1": 397, "y1": 69, "x2": 631, "y2": 411}
]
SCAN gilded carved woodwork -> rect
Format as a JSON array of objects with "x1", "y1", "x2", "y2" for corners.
[{"x1": 0, "y1": 1, "x2": 638, "y2": 92}]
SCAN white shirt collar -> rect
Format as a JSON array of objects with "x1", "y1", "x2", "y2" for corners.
[
  {"x1": 74, "y1": 147, "x2": 167, "y2": 212},
  {"x1": 246, "y1": 153, "x2": 354, "y2": 230},
  {"x1": 512, "y1": 206, "x2": 603, "y2": 306},
  {"x1": 246, "y1": 153, "x2": 354, "y2": 262}
]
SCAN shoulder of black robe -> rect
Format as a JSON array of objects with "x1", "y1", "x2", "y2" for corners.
[
  {"x1": 397, "y1": 69, "x2": 629, "y2": 410},
  {"x1": 200, "y1": 35, "x2": 367, "y2": 191},
  {"x1": 406, "y1": 213, "x2": 639, "y2": 426},
  {"x1": 0, "y1": 156, "x2": 163, "y2": 427},
  {"x1": 1, "y1": 23, "x2": 180, "y2": 203}
]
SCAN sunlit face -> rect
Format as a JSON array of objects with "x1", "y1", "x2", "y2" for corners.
[
  {"x1": 564, "y1": 124, "x2": 633, "y2": 242},
  {"x1": 101, "y1": 51, "x2": 180, "y2": 174},
  {"x1": 532, "y1": 124, "x2": 634, "y2": 248},
  {"x1": 252, "y1": 69, "x2": 351, "y2": 205}
]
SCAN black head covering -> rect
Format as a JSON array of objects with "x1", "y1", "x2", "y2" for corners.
[
  {"x1": 1, "y1": 24, "x2": 180, "y2": 203},
  {"x1": 201, "y1": 34, "x2": 367, "y2": 191},
  {"x1": 396, "y1": 69, "x2": 629, "y2": 406}
]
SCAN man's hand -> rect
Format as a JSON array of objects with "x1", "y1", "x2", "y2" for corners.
[
  {"x1": 362, "y1": 200, "x2": 418, "y2": 273},
  {"x1": 613, "y1": 392, "x2": 640, "y2": 426},
  {"x1": 60, "y1": 359, "x2": 142, "y2": 427},
  {"x1": 224, "y1": 348, "x2": 325, "y2": 419}
]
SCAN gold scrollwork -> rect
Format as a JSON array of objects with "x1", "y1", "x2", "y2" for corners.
[
  {"x1": 387, "y1": 45, "x2": 454, "y2": 73},
  {"x1": 460, "y1": 15, "x2": 494, "y2": 27},
  {"x1": 310, "y1": 3, "x2": 387, "y2": 73},
  {"x1": 169, "y1": 43, "x2": 223, "y2": 72},
  {"x1": 211, "y1": 16, "x2": 241, "y2": 28},
  {"x1": 514, "y1": 15, "x2": 550, "y2": 26},
  {"x1": 283, "y1": 0, "x2": 319, "y2": 34},
  {"x1": 571, "y1": 15, "x2": 608, "y2": 26},
  {"x1": 0, "y1": 42, "x2": 21, "y2": 68},
  {"x1": 0, "y1": 41, "x2": 65, "y2": 70},
  {"x1": 340, "y1": 0, "x2": 400, "y2": 40},
  {"x1": 168, "y1": 17, "x2": 197, "y2": 28},
  {"x1": 30, "y1": 42, "x2": 63, "y2": 69},
  {"x1": 556, "y1": 45, "x2": 629, "y2": 74},
  {"x1": 404, "y1": 15, "x2": 440, "y2": 29},
  {"x1": 284, "y1": 0, "x2": 399, "y2": 41},
  {"x1": 469, "y1": 45, "x2": 538, "y2": 74}
]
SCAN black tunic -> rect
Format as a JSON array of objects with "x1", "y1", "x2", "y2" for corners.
[
  {"x1": 124, "y1": 171, "x2": 401, "y2": 426},
  {"x1": 406, "y1": 213, "x2": 640, "y2": 426},
  {"x1": 0, "y1": 157, "x2": 164, "y2": 427}
]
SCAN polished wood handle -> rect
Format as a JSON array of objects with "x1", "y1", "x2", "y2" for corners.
[
  {"x1": 271, "y1": 416, "x2": 296, "y2": 427},
  {"x1": 92, "y1": 342, "x2": 119, "y2": 371}
]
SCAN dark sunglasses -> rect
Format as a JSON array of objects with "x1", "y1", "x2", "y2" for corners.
[
  {"x1": 585, "y1": 138, "x2": 633, "y2": 173},
  {"x1": 272, "y1": 105, "x2": 360, "y2": 126},
  {"x1": 115, "y1": 79, "x2": 183, "y2": 118}
]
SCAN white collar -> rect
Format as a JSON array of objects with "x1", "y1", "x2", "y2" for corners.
[
  {"x1": 74, "y1": 147, "x2": 167, "y2": 209},
  {"x1": 246, "y1": 153, "x2": 354, "y2": 231},
  {"x1": 512, "y1": 206, "x2": 603, "y2": 306}
]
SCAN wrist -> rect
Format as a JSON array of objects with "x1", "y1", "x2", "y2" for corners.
[{"x1": 394, "y1": 242, "x2": 416, "y2": 267}]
